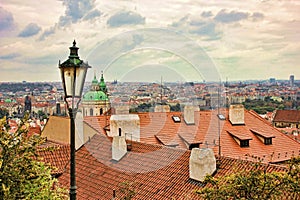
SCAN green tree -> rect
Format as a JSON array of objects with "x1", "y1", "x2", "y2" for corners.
[
  {"x1": 0, "y1": 116, "x2": 67, "y2": 200},
  {"x1": 196, "y1": 158, "x2": 300, "y2": 200},
  {"x1": 0, "y1": 108, "x2": 8, "y2": 119}
]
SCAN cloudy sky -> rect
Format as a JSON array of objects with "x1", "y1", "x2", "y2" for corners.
[{"x1": 0, "y1": 0, "x2": 299, "y2": 82}]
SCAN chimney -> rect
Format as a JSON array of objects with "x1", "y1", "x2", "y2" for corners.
[
  {"x1": 184, "y1": 105, "x2": 199, "y2": 125},
  {"x1": 154, "y1": 104, "x2": 170, "y2": 112},
  {"x1": 229, "y1": 104, "x2": 245, "y2": 125},
  {"x1": 189, "y1": 148, "x2": 216, "y2": 182},
  {"x1": 109, "y1": 114, "x2": 140, "y2": 142},
  {"x1": 112, "y1": 128, "x2": 127, "y2": 161}
]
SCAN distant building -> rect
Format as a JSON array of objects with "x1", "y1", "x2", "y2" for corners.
[
  {"x1": 269, "y1": 78, "x2": 276, "y2": 84},
  {"x1": 289, "y1": 75, "x2": 295, "y2": 87},
  {"x1": 81, "y1": 72, "x2": 110, "y2": 117},
  {"x1": 273, "y1": 110, "x2": 300, "y2": 129},
  {"x1": 24, "y1": 95, "x2": 32, "y2": 115}
]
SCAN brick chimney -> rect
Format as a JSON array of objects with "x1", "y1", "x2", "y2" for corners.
[
  {"x1": 112, "y1": 128, "x2": 127, "y2": 161},
  {"x1": 184, "y1": 105, "x2": 199, "y2": 125},
  {"x1": 229, "y1": 104, "x2": 245, "y2": 125},
  {"x1": 189, "y1": 148, "x2": 216, "y2": 182}
]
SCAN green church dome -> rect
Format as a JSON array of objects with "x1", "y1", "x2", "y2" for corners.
[
  {"x1": 83, "y1": 90, "x2": 109, "y2": 101},
  {"x1": 4, "y1": 99, "x2": 12, "y2": 103}
]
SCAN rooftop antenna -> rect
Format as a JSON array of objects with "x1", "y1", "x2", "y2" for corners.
[
  {"x1": 218, "y1": 79, "x2": 221, "y2": 157},
  {"x1": 160, "y1": 76, "x2": 163, "y2": 104}
]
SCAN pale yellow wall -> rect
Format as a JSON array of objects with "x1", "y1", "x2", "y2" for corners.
[
  {"x1": 42, "y1": 116, "x2": 70, "y2": 144},
  {"x1": 42, "y1": 115, "x2": 99, "y2": 150}
]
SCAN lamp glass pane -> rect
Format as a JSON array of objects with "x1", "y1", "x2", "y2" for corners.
[
  {"x1": 74, "y1": 66, "x2": 87, "y2": 97},
  {"x1": 63, "y1": 68, "x2": 75, "y2": 97}
]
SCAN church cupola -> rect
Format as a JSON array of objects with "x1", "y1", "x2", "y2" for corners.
[{"x1": 82, "y1": 71, "x2": 110, "y2": 117}]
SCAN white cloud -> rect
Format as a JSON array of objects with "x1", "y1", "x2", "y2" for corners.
[{"x1": 0, "y1": 0, "x2": 299, "y2": 81}]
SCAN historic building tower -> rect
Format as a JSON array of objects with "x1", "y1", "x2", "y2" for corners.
[{"x1": 81, "y1": 72, "x2": 110, "y2": 117}]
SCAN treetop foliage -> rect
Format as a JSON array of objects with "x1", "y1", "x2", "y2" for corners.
[
  {"x1": 196, "y1": 157, "x2": 300, "y2": 200},
  {"x1": 0, "y1": 115, "x2": 67, "y2": 200}
]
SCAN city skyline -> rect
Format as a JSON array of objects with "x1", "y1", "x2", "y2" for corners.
[{"x1": 0, "y1": 0, "x2": 299, "y2": 82}]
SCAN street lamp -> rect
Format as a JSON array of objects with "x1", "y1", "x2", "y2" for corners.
[{"x1": 59, "y1": 40, "x2": 91, "y2": 200}]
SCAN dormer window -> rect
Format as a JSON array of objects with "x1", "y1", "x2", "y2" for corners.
[
  {"x1": 240, "y1": 140, "x2": 249, "y2": 147},
  {"x1": 250, "y1": 129, "x2": 275, "y2": 145},
  {"x1": 264, "y1": 138, "x2": 272, "y2": 145},
  {"x1": 227, "y1": 131, "x2": 252, "y2": 148}
]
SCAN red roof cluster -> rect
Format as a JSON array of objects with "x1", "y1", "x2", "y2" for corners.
[
  {"x1": 57, "y1": 134, "x2": 290, "y2": 199},
  {"x1": 85, "y1": 109, "x2": 300, "y2": 163}
]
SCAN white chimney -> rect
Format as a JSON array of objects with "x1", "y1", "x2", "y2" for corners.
[
  {"x1": 110, "y1": 114, "x2": 140, "y2": 141},
  {"x1": 189, "y1": 148, "x2": 216, "y2": 182},
  {"x1": 154, "y1": 105, "x2": 170, "y2": 112},
  {"x1": 184, "y1": 105, "x2": 199, "y2": 125},
  {"x1": 112, "y1": 129, "x2": 127, "y2": 161},
  {"x1": 229, "y1": 104, "x2": 245, "y2": 125}
]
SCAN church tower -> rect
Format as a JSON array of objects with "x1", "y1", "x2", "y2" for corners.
[{"x1": 81, "y1": 72, "x2": 110, "y2": 117}]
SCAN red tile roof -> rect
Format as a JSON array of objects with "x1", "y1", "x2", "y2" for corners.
[
  {"x1": 37, "y1": 141, "x2": 70, "y2": 175},
  {"x1": 273, "y1": 110, "x2": 300, "y2": 123},
  {"x1": 58, "y1": 134, "x2": 290, "y2": 200},
  {"x1": 84, "y1": 109, "x2": 300, "y2": 163}
]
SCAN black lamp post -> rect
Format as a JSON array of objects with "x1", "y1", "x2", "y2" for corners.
[{"x1": 59, "y1": 40, "x2": 91, "y2": 200}]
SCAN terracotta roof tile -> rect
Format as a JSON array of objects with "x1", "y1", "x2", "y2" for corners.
[
  {"x1": 58, "y1": 134, "x2": 295, "y2": 199},
  {"x1": 84, "y1": 109, "x2": 300, "y2": 164},
  {"x1": 37, "y1": 142, "x2": 70, "y2": 175},
  {"x1": 273, "y1": 110, "x2": 300, "y2": 123}
]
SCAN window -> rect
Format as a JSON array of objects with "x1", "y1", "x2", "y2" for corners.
[
  {"x1": 240, "y1": 140, "x2": 249, "y2": 147},
  {"x1": 264, "y1": 138, "x2": 272, "y2": 145},
  {"x1": 90, "y1": 108, "x2": 93, "y2": 116},
  {"x1": 217, "y1": 114, "x2": 226, "y2": 120},
  {"x1": 172, "y1": 116, "x2": 181, "y2": 123}
]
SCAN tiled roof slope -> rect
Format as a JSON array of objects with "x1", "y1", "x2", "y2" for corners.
[
  {"x1": 84, "y1": 110, "x2": 300, "y2": 163},
  {"x1": 37, "y1": 141, "x2": 70, "y2": 175},
  {"x1": 273, "y1": 110, "x2": 300, "y2": 123},
  {"x1": 84, "y1": 115, "x2": 110, "y2": 135},
  {"x1": 58, "y1": 134, "x2": 291, "y2": 200}
]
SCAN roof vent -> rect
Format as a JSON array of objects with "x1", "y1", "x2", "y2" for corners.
[{"x1": 189, "y1": 148, "x2": 216, "y2": 182}]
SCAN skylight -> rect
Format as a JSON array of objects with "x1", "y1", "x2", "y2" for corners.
[
  {"x1": 172, "y1": 116, "x2": 181, "y2": 122},
  {"x1": 217, "y1": 114, "x2": 226, "y2": 120}
]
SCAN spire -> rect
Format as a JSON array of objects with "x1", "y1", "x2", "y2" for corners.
[
  {"x1": 92, "y1": 70, "x2": 98, "y2": 84},
  {"x1": 100, "y1": 71, "x2": 104, "y2": 82},
  {"x1": 99, "y1": 71, "x2": 107, "y2": 93}
]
